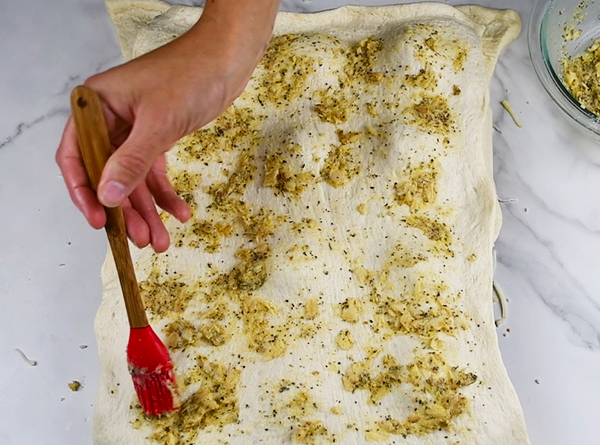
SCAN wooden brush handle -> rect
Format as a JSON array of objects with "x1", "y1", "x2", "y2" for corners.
[{"x1": 70, "y1": 86, "x2": 149, "y2": 329}]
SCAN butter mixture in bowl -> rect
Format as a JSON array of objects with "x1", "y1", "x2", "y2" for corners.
[{"x1": 530, "y1": 0, "x2": 600, "y2": 140}]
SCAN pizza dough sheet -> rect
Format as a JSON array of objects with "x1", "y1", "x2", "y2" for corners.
[{"x1": 94, "y1": 2, "x2": 527, "y2": 444}]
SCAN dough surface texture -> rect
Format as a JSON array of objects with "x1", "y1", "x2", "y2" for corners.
[{"x1": 95, "y1": 2, "x2": 527, "y2": 444}]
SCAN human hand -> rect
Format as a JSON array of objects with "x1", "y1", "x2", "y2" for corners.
[{"x1": 57, "y1": 0, "x2": 280, "y2": 252}]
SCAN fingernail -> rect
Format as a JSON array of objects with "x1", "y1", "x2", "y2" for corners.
[{"x1": 99, "y1": 181, "x2": 126, "y2": 207}]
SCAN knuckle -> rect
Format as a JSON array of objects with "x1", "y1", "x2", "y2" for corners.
[
  {"x1": 116, "y1": 149, "x2": 151, "y2": 178},
  {"x1": 83, "y1": 74, "x2": 103, "y2": 89},
  {"x1": 147, "y1": 109, "x2": 176, "y2": 138}
]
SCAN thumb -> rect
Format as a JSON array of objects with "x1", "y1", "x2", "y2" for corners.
[{"x1": 97, "y1": 117, "x2": 173, "y2": 208}]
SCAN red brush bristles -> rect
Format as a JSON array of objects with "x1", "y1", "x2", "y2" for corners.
[{"x1": 127, "y1": 326, "x2": 180, "y2": 416}]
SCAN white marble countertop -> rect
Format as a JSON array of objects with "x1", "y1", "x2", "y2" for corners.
[{"x1": 1, "y1": 0, "x2": 599, "y2": 444}]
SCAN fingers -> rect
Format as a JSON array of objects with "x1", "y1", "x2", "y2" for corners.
[
  {"x1": 122, "y1": 199, "x2": 150, "y2": 248},
  {"x1": 110, "y1": 125, "x2": 131, "y2": 151},
  {"x1": 147, "y1": 155, "x2": 192, "y2": 222},
  {"x1": 128, "y1": 183, "x2": 171, "y2": 253},
  {"x1": 83, "y1": 74, "x2": 132, "y2": 140},
  {"x1": 58, "y1": 111, "x2": 180, "y2": 252},
  {"x1": 97, "y1": 110, "x2": 174, "y2": 209},
  {"x1": 56, "y1": 117, "x2": 106, "y2": 229}
]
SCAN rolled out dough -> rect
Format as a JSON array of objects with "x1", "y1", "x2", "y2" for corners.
[{"x1": 94, "y1": 2, "x2": 528, "y2": 444}]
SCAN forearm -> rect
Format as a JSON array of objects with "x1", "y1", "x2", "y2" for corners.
[
  {"x1": 188, "y1": 0, "x2": 281, "y2": 78},
  {"x1": 199, "y1": 0, "x2": 280, "y2": 53}
]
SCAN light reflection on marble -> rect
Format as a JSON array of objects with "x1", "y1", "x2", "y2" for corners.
[{"x1": 1, "y1": 0, "x2": 599, "y2": 444}]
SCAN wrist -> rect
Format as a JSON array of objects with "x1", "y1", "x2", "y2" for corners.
[{"x1": 191, "y1": 0, "x2": 280, "y2": 72}]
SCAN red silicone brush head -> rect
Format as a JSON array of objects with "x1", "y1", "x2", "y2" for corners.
[{"x1": 127, "y1": 326, "x2": 180, "y2": 416}]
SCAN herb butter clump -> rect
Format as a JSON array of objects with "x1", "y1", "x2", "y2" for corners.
[{"x1": 564, "y1": 39, "x2": 600, "y2": 116}]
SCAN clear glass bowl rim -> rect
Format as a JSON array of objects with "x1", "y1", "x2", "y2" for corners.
[{"x1": 528, "y1": 0, "x2": 600, "y2": 135}]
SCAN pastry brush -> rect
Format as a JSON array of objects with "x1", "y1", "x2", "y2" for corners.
[{"x1": 70, "y1": 85, "x2": 180, "y2": 416}]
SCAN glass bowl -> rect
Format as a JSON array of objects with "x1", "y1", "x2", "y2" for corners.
[{"x1": 529, "y1": 0, "x2": 600, "y2": 141}]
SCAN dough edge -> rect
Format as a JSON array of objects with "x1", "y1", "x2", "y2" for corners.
[{"x1": 95, "y1": 2, "x2": 526, "y2": 445}]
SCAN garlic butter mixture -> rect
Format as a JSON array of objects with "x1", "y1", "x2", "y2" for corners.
[
  {"x1": 563, "y1": 39, "x2": 600, "y2": 117},
  {"x1": 560, "y1": 0, "x2": 600, "y2": 117},
  {"x1": 124, "y1": 18, "x2": 492, "y2": 445}
]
